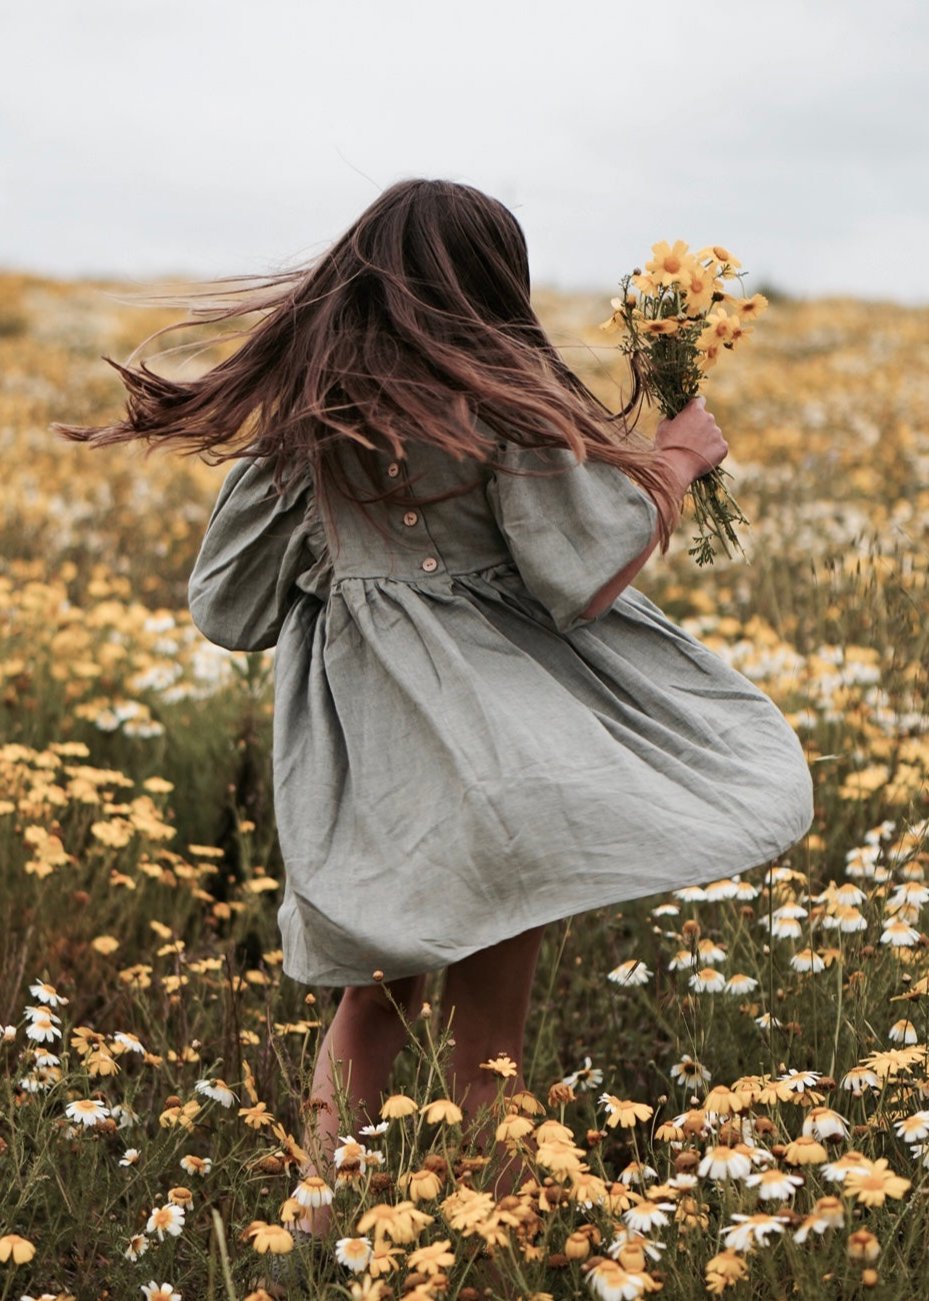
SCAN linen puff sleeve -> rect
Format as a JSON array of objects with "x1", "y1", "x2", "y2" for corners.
[
  {"x1": 188, "y1": 455, "x2": 329, "y2": 651},
  {"x1": 485, "y1": 439, "x2": 660, "y2": 634}
]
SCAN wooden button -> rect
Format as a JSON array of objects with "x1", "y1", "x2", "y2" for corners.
[
  {"x1": 421, "y1": 557, "x2": 438, "y2": 572},
  {"x1": 386, "y1": 462, "x2": 400, "y2": 478},
  {"x1": 403, "y1": 510, "x2": 419, "y2": 527}
]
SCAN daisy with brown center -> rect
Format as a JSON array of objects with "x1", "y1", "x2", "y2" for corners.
[{"x1": 670, "y1": 1057, "x2": 710, "y2": 1088}]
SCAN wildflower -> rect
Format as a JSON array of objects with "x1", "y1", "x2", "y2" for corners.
[
  {"x1": 140, "y1": 1284, "x2": 181, "y2": 1301},
  {"x1": 333, "y1": 1137, "x2": 378, "y2": 1173},
  {"x1": 617, "y1": 1161, "x2": 658, "y2": 1186},
  {"x1": 406, "y1": 1238, "x2": 455, "y2": 1275},
  {"x1": 723, "y1": 973, "x2": 758, "y2": 994},
  {"x1": 28, "y1": 978, "x2": 68, "y2": 1007},
  {"x1": 243, "y1": 1221, "x2": 294, "y2": 1254},
  {"x1": 823, "y1": 905, "x2": 867, "y2": 933},
  {"x1": 688, "y1": 967, "x2": 726, "y2": 993},
  {"x1": 125, "y1": 1233, "x2": 149, "y2": 1260},
  {"x1": 180, "y1": 1154, "x2": 212, "y2": 1177},
  {"x1": 704, "y1": 1248, "x2": 748, "y2": 1293},
  {"x1": 120, "y1": 1147, "x2": 141, "y2": 1166},
  {"x1": 402, "y1": 1167, "x2": 444, "y2": 1202},
  {"x1": 703, "y1": 1085, "x2": 747, "y2": 1117},
  {"x1": 668, "y1": 949, "x2": 699, "y2": 971},
  {"x1": 571, "y1": 1170, "x2": 610, "y2": 1206},
  {"x1": 599, "y1": 1095, "x2": 653, "y2": 1128},
  {"x1": 335, "y1": 1237, "x2": 373, "y2": 1273},
  {"x1": 562, "y1": 1056, "x2": 604, "y2": 1091},
  {"x1": 790, "y1": 948, "x2": 826, "y2": 973},
  {"x1": 622, "y1": 1199, "x2": 675, "y2": 1232},
  {"x1": 842, "y1": 1158, "x2": 911, "y2": 1206},
  {"x1": 480, "y1": 1053, "x2": 518, "y2": 1077},
  {"x1": 496, "y1": 1113, "x2": 535, "y2": 1143},
  {"x1": 380, "y1": 1093, "x2": 418, "y2": 1119},
  {"x1": 723, "y1": 1212, "x2": 788, "y2": 1251},
  {"x1": 821, "y1": 1151, "x2": 871, "y2": 1183},
  {"x1": 698, "y1": 1145, "x2": 753, "y2": 1181},
  {"x1": 881, "y1": 920, "x2": 920, "y2": 946},
  {"x1": 793, "y1": 1195, "x2": 845, "y2": 1243},
  {"x1": 802, "y1": 1107, "x2": 849, "y2": 1142},
  {"x1": 778, "y1": 1068, "x2": 823, "y2": 1094},
  {"x1": 25, "y1": 1008, "x2": 62, "y2": 1043},
  {"x1": 784, "y1": 1136, "x2": 828, "y2": 1165},
  {"x1": 608, "y1": 960, "x2": 652, "y2": 986},
  {"x1": 889, "y1": 1019, "x2": 918, "y2": 1044},
  {"x1": 146, "y1": 1204, "x2": 185, "y2": 1240},
  {"x1": 293, "y1": 1174, "x2": 335, "y2": 1208},
  {"x1": 65, "y1": 1097, "x2": 110, "y2": 1127},
  {"x1": 840, "y1": 1066, "x2": 880, "y2": 1096},
  {"x1": 419, "y1": 1098, "x2": 463, "y2": 1125},
  {"x1": 847, "y1": 1229, "x2": 881, "y2": 1261},
  {"x1": 646, "y1": 239, "x2": 698, "y2": 286},
  {"x1": 194, "y1": 1077, "x2": 236, "y2": 1107},
  {"x1": 0, "y1": 1233, "x2": 36, "y2": 1264},
  {"x1": 111, "y1": 1030, "x2": 145, "y2": 1056},
  {"x1": 586, "y1": 1258, "x2": 651, "y2": 1300},
  {"x1": 670, "y1": 1057, "x2": 710, "y2": 1087},
  {"x1": 745, "y1": 1169, "x2": 804, "y2": 1200},
  {"x1": 893, "y1": 1110, "x2": 929, "y2": 1144},
  {"x1": 755, "y1": 1011, "x2": 784, "y2": 1029},
  {"x1": 359, "y1": 1121, "x2": 389, "y2": 1137}
]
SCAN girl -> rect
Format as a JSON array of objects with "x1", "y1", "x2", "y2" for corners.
[{"x1": 55, "y1": 177, "x2": 814, "y2": 1242}]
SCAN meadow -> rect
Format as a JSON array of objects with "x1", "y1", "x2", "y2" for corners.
[{"x1": 1, "y1": 269, "x2": 928, "y2": 1300}]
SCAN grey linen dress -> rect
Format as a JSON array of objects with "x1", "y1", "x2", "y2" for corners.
[{"x1": 188, "y1": 423, "x2": 814, "y2": 986}]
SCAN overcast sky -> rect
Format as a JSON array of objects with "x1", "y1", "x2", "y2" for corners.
[{"x1": 2, "y1": 0, "x2": 928, "y2": 303}]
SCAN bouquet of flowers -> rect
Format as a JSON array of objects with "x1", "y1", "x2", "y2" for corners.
[{"x1": 599, "y1": 241, "x2": 768, "y2": 565}]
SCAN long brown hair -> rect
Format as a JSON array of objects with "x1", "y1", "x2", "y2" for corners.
[{"x1": 52, "y1": 177, "x2": 681, "y2": 549}]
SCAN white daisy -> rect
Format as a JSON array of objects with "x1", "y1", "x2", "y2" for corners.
[
  {"x1": 65, "y1": 1098, "x2": 110, "y2": 1127},
  {"x1": 193, "y1": 1078, "x2": 236, "y2": 1107},
  {"x1": 723, "y1": 1212, "x2": 788, "y2": 1251},
  {"x1": 608, "y1": 960, "x2": 652, "y2": 986}
]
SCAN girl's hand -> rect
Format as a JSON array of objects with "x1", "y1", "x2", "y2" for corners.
[{"x1": 654, "y1": 397, "x2": 728, "y2": 490}]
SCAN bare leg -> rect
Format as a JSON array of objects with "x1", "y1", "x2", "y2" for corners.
[
  {"x1": 440, "y1": 925, "x2": 547, "y2": 1197},
  {"x1": 296, "y1": 974, "x2": 426, "y2": 1235}
]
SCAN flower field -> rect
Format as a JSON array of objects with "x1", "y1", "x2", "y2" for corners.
[{"x1": 2, "y1": 269, "x2": 929, "y2": 1299}]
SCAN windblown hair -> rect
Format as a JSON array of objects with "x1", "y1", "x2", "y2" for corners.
[{"x1": 52, "y1": 177, "x2": 682, "y2": 549}]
